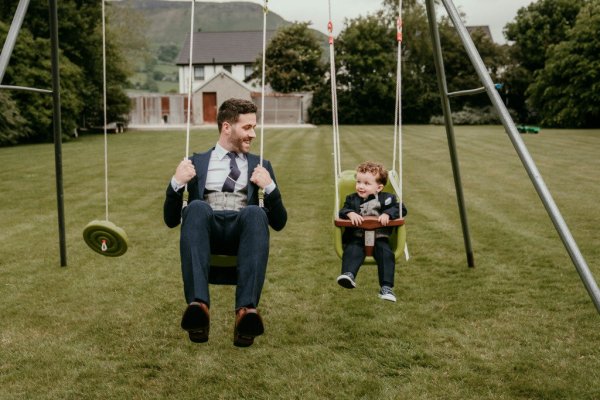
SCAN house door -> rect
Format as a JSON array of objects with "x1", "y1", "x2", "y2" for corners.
[
  {"x1": 161, "y1": 96, "x2": 170, "y2": 123},
  {"x1": 203, "y1": 92, "x2": 217, "y2": 123}
]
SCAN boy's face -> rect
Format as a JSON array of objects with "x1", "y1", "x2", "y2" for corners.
[{"x1": 355, "y1": 171, "x2": 383, "y2": 199}]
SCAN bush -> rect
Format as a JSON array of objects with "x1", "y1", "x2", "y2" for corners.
[
  {"x1": 0, "y1": 92, "x2": 30, "y2": 146},
  {"x1": 430, "y1": 106, "x2": 504, "y2": 125}
]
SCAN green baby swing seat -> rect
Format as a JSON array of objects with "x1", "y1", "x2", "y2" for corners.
[{"x1": 333, "y1": 169, "x2": 406, "y2": 264}]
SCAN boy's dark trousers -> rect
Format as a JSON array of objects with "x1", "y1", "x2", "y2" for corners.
[{"x1": 341, "y1": 237, "x2": 395, "y2": 287}]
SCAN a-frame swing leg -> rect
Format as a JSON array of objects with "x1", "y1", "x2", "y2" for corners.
[
  {"x1": 424, "y1": 0, "x2": 600, "y2": 314},
  {"x1": 49, "y1": 0, "x2": 67, "y2": 267},
  {"x1": 0, "y1": 0, "x2": 30, "y2": 82},
  {"x1": 0, "y1": 0, "x2": 66, "y2": 266},
  {"x1": 424, "y1": 0, "x2": 475, "y2": 269}
]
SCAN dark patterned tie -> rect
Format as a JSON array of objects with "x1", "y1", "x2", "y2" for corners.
[{"x1": 222, "y1": 152, "x2": 241, "y2": 192}]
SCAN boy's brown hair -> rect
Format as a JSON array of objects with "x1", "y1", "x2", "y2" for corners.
[{"x1": 356, "y1": 161, "x2": 388, "y2": 186}]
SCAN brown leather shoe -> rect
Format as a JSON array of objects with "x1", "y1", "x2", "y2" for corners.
[
  {"x1": 233, "y1": 307, "x2": 264, "y2": 347},
  {"x1": 181, "y1": 302, "x2": 210, "y2": 343}
]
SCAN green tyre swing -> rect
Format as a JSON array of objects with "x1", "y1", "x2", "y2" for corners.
[
  {"x1": 83, "y1": 0, "x2": 128, "y2": 257},
  {"x1": 83, "y1": 220, "x2": 129, "y2": 257}
]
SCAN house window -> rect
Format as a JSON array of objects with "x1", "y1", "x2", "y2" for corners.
[
  {"x1": 244, "y1": 65, "x2": 254, "y2": 79},
  {"x1": 193, "y1": 66, "x2": 204, "y2": 81},
  {"x1": 223, "y1": 65, "x2": 232, "y2": 73}
]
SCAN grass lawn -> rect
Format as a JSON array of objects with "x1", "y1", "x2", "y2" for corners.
[{"x1": 1, "y1": 125, "x2": 599, "y2": 399}]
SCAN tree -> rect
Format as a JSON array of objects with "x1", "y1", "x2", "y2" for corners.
[
  {"x1": 334, "y1": 14, "x2": 399, "y2": 124},
  {"x1": 0, "y1": 0, "x2": 131, "y2": 144},
  {"x1": 527, "y1": 2, "x2": 600, "y2": 128},
  {"x1": 309, "y1": 3, "x2": 439, "y2": 125},
  {"x1": 387, "y1": 0, "x2": 507, "y2": 118},
  {"x1": 441, "y1": 22, "x2": 509, "y2": 107},
  {"x1": 157, "y1": 44, "x2": 180, "y2": 63},
  {"x1": 384, "y1": 2, "x2": 441, "y2": 123},
  {"x1": 503, "y1": 0, "x2": 585, "y2": 122},
  {"x1": 0, "y1": 21, "x2": 83, "y2": 143},
  {"x1": 0, "y1": 91, "x2": 29, "y2": 146},
  {"x1": 309, "y1": 0, "x2": 508, "y2": 125},
  {"x1": 504, "y1": 0, "x2": 584, "y2": 72},
  {"x1": 253, "y1": 22, "x2": 325, "y2": 93}
]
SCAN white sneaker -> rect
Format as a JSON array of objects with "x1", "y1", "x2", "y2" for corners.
[
  {"x1": 378, "y1": 286, "x2": 397, "y2": 302},
  {"x1": 336, "y1": 272, "x2": 356, "y2": 289}
]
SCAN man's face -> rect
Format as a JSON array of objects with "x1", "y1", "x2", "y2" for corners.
[
  {"x1": 223, "y1": 113, "x2": 257, "y2": 154},
  {"x1": 355, "y1": 171, "x2": 383, "y2": 199}
]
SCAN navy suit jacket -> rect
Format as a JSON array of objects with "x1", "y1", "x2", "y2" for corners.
[
  {"x1": 163, "y1": 148, "x2": 287, "y2": 231},
  {"x1": 339, "y1": 191, "x2": 406, "y2": 242}
]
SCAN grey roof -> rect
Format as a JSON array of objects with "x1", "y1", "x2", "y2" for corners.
[{"x1": 176, "y1": 31, "x2": 276, "y2": 65}]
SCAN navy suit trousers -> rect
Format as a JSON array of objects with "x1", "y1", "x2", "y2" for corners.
[
  {"x1": 341, "y1": 237, "x2": 395, "y2": 287},
  {"x1": 180, "y1": 200, "x2": 270, "y2": 309}
]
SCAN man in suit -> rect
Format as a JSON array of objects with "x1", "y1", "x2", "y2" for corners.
[{"x1": 164, "y1": 98, "x2": 287, "y2": 347}]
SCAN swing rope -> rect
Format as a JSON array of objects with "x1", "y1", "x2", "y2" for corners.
[
  {"x1": 259, "y1": 0, "x2": 268, "y2": 167},
  {"x1": 82, "y1": 0, "x2": 129, "y2": 257},
  {"x1": 391, "y1": 0, "x2": 403, "y2": 207},
  {"x1": 257, "y1": 0, "x2": 269, "y2": 208},
  {"x1": 184, "y1": 0, "x2": 195, "y2": 162},
  {"x1": 101, "y1": 0, "x2": 109, "y2": 221},
  {"x1": 328, "y1": 0, "x2": 341, "y2": 218},
  {"x1": 182, "y1": 0, "x2": 196, "y2": 208}
]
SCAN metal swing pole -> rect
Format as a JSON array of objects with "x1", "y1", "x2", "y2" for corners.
[
  {"x1": 49, "y1": 0, "x2": 67, "y2": 267},
  {"x1": 424, "y1": 0, "x2": 475, "y2": 268}
]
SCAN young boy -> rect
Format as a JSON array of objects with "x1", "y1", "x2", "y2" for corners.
[{"x1": 336, "y1": 161, "x2": 407, "y2": 302}]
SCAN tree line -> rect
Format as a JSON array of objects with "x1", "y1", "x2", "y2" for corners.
[
  {"x1": 1, "y1": 0, "x2": 598, "y2": 146},
  {"x1": 0, "y1": 1, "x2": 130, "y2": 146},
  {"x1": 257, "y1": 0, "x2": 599, "y2": 128}
]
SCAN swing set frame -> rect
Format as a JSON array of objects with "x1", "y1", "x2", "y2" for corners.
[{"x1": 2, "y1": 0, "x2": 600, "y2": 314}]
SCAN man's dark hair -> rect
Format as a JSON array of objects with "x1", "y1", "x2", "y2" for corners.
[{"x1": 217, "y1": 98, "x2": 257, "y2": 132}]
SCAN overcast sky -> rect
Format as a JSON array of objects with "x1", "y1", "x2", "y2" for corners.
[
  {"x1": 166, "y1": 1, "x2": 536, "y2": 43},
  {"x1": 243, "y1": 0, "x2": 536, "y2": 44}
]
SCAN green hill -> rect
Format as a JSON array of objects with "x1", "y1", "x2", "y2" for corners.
[
  {"x1": 117, "y1": 0, "x2": 289, "y2": 49},
  {"x1": 110, "y1": 0, "x2": 326, "y2": 93}
]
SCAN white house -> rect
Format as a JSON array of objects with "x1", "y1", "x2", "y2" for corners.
[
  {"x1": 127, "y1": 30, "x2": 313, "y2": 127},
  {"x1": 176, "y1": 30, "x2": 275, "y2": 94}
]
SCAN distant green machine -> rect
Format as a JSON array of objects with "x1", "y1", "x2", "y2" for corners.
[{"x1": 517, "y1": 125, "x2": 541, "y2": 134}]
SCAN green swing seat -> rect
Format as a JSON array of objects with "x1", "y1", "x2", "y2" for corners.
[
  {"x1": 208, "y1": 254, "x2": 238, "y2": 285},
  {"x1": 333, "y1": 170, "x2": 406, "y2": 264},
  {"x1": 83, "y1": 220, "x2": 129, "y2": 257}
]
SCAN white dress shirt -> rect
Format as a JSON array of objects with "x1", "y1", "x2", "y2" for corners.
[
  {"x1": 171, "y1": 143, "x2": 276, "y2": 194},
  {"x1": 205, "y1": 143, "x2": 249, "y2": 192}
]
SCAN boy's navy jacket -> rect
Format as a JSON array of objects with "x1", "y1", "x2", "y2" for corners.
[{"x1": 338, "y1": 192, "x2": 407, "y2": 242}]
